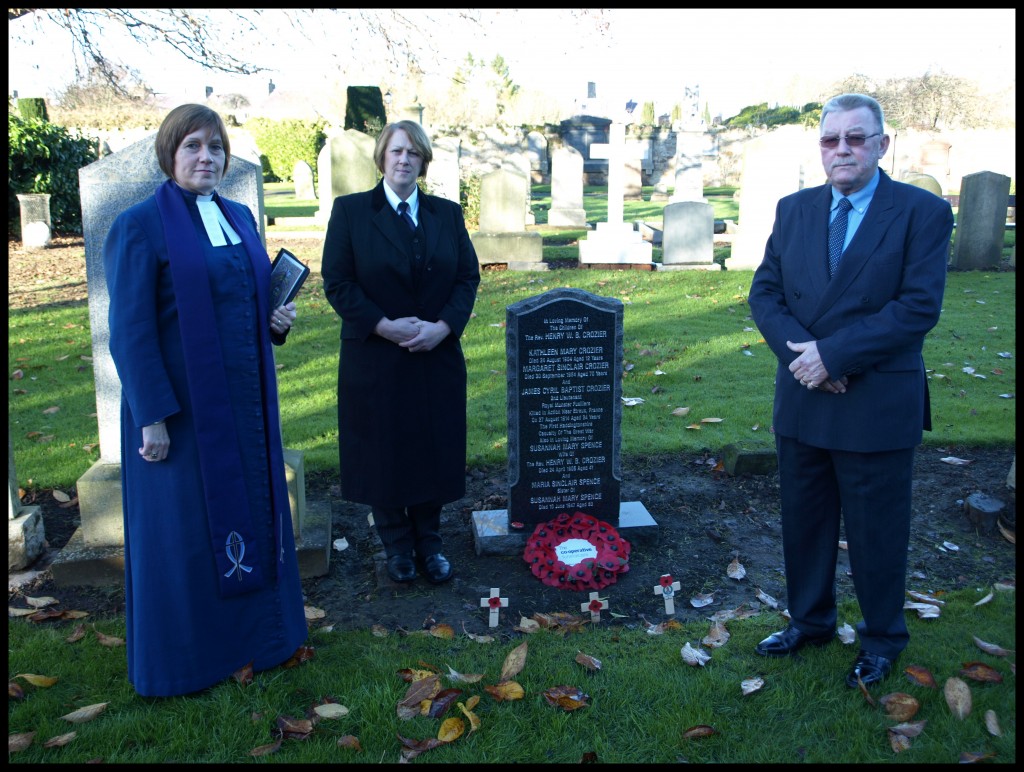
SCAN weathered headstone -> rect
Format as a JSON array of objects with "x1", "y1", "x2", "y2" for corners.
[
  {"x1": 471, "y1": 288, "x2": 657, "y2": 555},
  {"x1": 502, "y1": 151, "x2": 535, "y2": 226},
  {"x1": 659, "y1": 200, "x2": 720, "y2": 271},
  {"x1": 951, "y1": 170, "x2": 1011, "y2": 270},
  {"x1": 316, "y1": 128, "x2": 377, "y2": 222},
  {"x1": 49, "y1": 133, "x2": 329, "y2": 586},
  {"x1": 578, "y1": 123, "x2": 655, "y2": 267},
  {"x1": 16, "y1": 193, "x2": 52, "y2": 248},
  {"x1": 670, "y1": 130, "x2": 705, "y2": 203},
  {"x1": 548, "y1": 146, "x2": 587, "y2": 227},
  {"x1": 8, "y1": 431, "x2": 44, "y2": 571},
  {"x1": 526, "y1": 130, "x2": 548, "y2": 176},
  {"x1": 427, "y1": 136, "x2": 461, "y2": 203},
  {"x1": 292, "y1": 160, "x2": 316, "y2": 201},
  {"x1": 470, "y1": 168, "x2": 544, "y2": 270},
  {"x1": 728, "y1": 130, "x2": 806, "y2": 269}
]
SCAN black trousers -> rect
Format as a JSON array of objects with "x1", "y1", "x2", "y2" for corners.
[
  {"x1": 776, "y1": 435, "x2": 915, "y2": 660},
  {"x1": 371, "y1": 501, "x2": 444, "y2": 558}
]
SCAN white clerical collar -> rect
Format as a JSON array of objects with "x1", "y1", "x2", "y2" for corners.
[{"x1": 195, "y1": 194, "x2": 241, "y2": 246}]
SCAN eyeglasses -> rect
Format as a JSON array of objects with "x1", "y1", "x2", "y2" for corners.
[{"x1": 819, "y1": 133, "x2": 882, "y2": 149}]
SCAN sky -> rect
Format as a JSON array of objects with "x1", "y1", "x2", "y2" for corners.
[{"x1": 8, "y1": 8, "x2": 1016, "y2": 120}]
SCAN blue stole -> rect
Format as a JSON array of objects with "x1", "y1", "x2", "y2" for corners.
[{"x1": 155, "y1": 179, "x2": 288, "y2": 597}]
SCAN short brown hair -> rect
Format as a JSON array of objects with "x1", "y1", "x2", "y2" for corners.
[
  {"x1": 373, "y1": 120, "x2": 432, "y2": 178},
  {"x1": 155, "y1": 104, "x2": 231, "y2": 178}
]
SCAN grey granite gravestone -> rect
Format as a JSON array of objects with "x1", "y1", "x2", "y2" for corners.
[
  {"x1": 471, "y1": 288, "x2": 657, "y2": 556},
  {"x1": 659, "y1": 200, "x2": 720, "y2": 271},
  {"x1": 470, "y1": 168, "x2": 545, "y2": 270},
  {"x1": 316, "y1": 128, "x2": 377, "y2": 222},
  {"x1": 951, "y1": 170, "x2": 1011, "y2": 270},
  {"x1": 47, "y1": 132, "x2": 328, "y2": 586},
  {"x1": 548, "y1": 146, "x2": 587, "y2": 227},
  {"x1": 293, "y1": 160, "x2": 316, "y2": 201},
  {"x1": 9, "y1": 430, "x2": 44, "y2": 571}
]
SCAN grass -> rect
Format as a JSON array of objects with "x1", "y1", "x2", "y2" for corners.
[{"x1": 8, "y1": 588, "x2": 1016, "y2": 762}]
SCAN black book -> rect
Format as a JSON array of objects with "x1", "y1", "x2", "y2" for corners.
[{"x1": 269, "y1": 248, "x2": 310, "y2": 308}]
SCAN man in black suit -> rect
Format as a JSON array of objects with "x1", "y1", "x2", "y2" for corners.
[
  {"x1": 322, "y1": 120, "x2": 480, "y2": 585},
  {"x1": 748, "y1": 93, "x2": 953, "y2": 688}
]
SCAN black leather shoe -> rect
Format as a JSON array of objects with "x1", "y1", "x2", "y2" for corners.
[
  {"x1": 846, "y1": 651, "x2": 895, "y2": 688},
  {"x1": 418, "y1": 553, "x2": 453, "y2": 584},
  {"x1": 755, "y1": 624, "x2": 836, "y2": 657},
  {"x1": 386, "y1": 554, "x2": 417, "y2": 583}
]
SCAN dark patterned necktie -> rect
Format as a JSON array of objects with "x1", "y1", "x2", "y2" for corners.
[
  {"x1": 397, "y1": 201, "x2": 416, "y2": 232},
  {"x1": 827, "y1": 197, "x2": 852, "y2": 277}
]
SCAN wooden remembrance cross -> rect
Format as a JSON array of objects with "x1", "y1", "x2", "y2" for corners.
[{"x1": 480, "y1": 587, "x2": 508, "y2": 627}]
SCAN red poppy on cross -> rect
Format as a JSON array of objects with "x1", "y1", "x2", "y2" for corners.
[
  {"x1": 480, "y1": 587, "x2": 508, "y2": 628},
  {"x1": 654, "y1": 574, "x2": 681, "y2": 615},
  {"x1": 581, "y1": 591, "x2": 609, "y2": 623}
]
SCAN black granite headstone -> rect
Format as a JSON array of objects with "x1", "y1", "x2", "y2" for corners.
[
  {"x1": 559, "y1": 115, "x2": 611, "y2": 174},
  {"x1": 506, "y1": 288, "x2": 623, "y2": 527}
]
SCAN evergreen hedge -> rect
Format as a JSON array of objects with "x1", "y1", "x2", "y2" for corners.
[{"x1": 244, "y1": 117, "x2": 326, "y2": 184}]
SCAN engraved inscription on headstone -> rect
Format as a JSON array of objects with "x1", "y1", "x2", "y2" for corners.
[{"x1": 506, "y1": 288, "x2": 623, "y2": 527}]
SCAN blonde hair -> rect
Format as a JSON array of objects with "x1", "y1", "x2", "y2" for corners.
[{"x1": 373, "y1": 120, "x2": 432, "y2": 178}]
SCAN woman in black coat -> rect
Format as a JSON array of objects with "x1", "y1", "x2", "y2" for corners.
[{"x1": 321, "y1": 120, "x2": 480, "y2": 584}]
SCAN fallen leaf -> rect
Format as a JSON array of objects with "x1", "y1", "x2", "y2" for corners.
[
  {"x1": 304, "y1": 605, "x2": 326, "y2": 620},
  {"x1": 681, "y1": 642, "x2": 711, "y2": 666},
  {"x1": 838, "y1": 623, "x2": 857, "y2": 644},
  {"x1": 9, "y1": 606, "x2": 38, "y2": 617},
  {"x1": 313, "y1": 703, "x2": 350, "y2": 719},
  {"x1": 500, "y1": 641, "x2": 528, "y2": 682},
  {"x1": 973, "y1": 635, "x2": 1014, "y2": 656},
  {"x1": 61, "y1": 702, "x2": 109, "y2": 724},
  {"x1": 542, "y1": 685, "x2": 590, "y2": 711},
  {"x1": 276, "y1": 715, "x2": 314, "y2": 740},
  {"x1": 726, "y1": 557, "x2": 746, "y2": 580},
  {"x1": 943, "y1": 677, "x2": 972, "y2": 719},
  {"x1": 575, "y1": 651, "x2": 602, "y2": 671},
  {"x1": 337, "y1": 735, "x2": 362, "y2": 751},
  {"x1": 332, "y1": 537, "x2": 348, "y2": 551},
  {"x1": 233, "y1": 660, "x2": 254, "y2": 685},
  {"x1": 700, "y1": 417, "x2": 724, "y2": 423},
  {"x1": 959, "y1": 751, "x2": 997, "y2": 764},
  {"x1": 428, "y1": 623, "x2": 455, "y2": 640},
  {"x1": 939, "y1": 456, "x2": 972, "y2": 465},
  {"x1": 93, "y1": 626, "x2": 125, "y2": 647},
  {"x1": 959, "y1": 662, "x2": 1003, "y2": 683},
  {"x1": 754, "y1": 588, "x2": 779, "y2": 608},
  {"x1": 880, "y1": 692, "x2": 920, "y2": 722},
  {"x1": 984, "y1": 709, "x2": 1001, "y2": 736},
  {"x1": 437, "y1": 716, "x2": 465, "y2": 742},
  {"x1": 701, "y1": 621, "x2": 730, "y2": 648},
  {"x1": 514, "y1": 616, "x2": 540, "y2": 633},
  {"x1": 42, "y1": 731, "x2": 77, "y2": 748},
  {"x1": 370, "y1": 624, "x2": 389, "y2": 637},
  {"x1": 484, "y1": 680, "x2": 525, "y2": 701},
  {"x1": 621, "y1": 397, "x2": 645, "y2": 406},
  {"x1": 689, "y1": 592, "x2": 715, "y2": 608},
  {"x1": 15, "y1": 673, "x2": 58, "y2": 687},
  {"x1": 446, "y1": 665, "x2": 484, "y2": 683},
  {"x1": 9, "y1": 732, "x2": 35, "y2": 753},
  {"x1": 52, "y1": 489, "x2": 70, "y2": 503},
  {"x1": 457, "y1": 701, "x2": 482, "y2": 734},
  {"x1": 9, "y1": 681, "x2": 25, "y2": 700},
  {"x1": 890, "y1": 720, "x2": 927, "y2": 738},
  {"x1": 42, "y1": 406, "x2": 60, "y2": 415},
  {"x1": 24, "y1": 595, "x2": 59, "y2": 608},
  {"x1": 671, "y1": 406, "x2": 690, "y2": 416},
  {"x1": 906, "y1": 590, "x2": 944, "y2": 606},
  {"x1": 887, "y1": 730, "x2": 912, "y2": 753},
  {"x1": 740, "y1": 677, "x2": 764, "y2": 695},
  {"x1": 425, "y1": 688, "x2": 464, "y2": 719},
  {"x1": 903, "y1": 665, "x2": 938, "y2": 688},
  {"x1": 681, "y1": 725, "x2": 716, "y2": 739},
  {"x1": 973, "y1": 590, "x2": 994, "y2": 606}
]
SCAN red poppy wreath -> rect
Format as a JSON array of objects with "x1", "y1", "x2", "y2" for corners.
[{"x1": 523, "y1": 512, "x2": 631, "y2": 591}]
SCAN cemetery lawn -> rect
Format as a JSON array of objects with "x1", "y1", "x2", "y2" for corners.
[{"x1": 8, "y1": 236, "x2": 1016, "y2": 764}]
